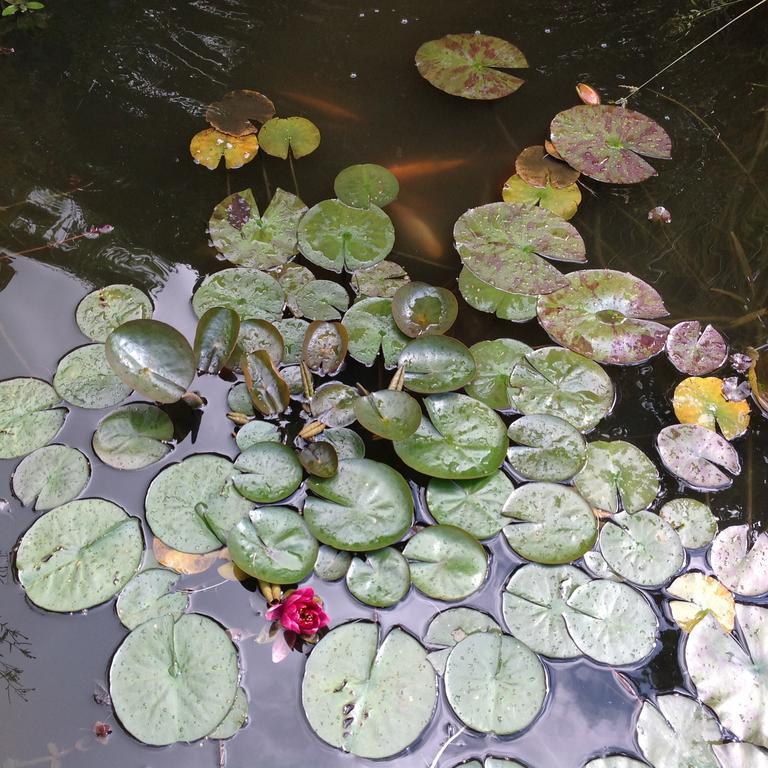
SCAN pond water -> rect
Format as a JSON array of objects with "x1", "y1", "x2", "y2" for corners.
[{"x1": 0, "y1": 1, "x2": 767, "y2": 767}]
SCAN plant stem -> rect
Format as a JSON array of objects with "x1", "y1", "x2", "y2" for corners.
[{"x1": 287, "y1": 149, "x2": 301, "y2": 198}]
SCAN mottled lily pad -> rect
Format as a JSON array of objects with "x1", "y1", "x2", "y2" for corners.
[
  {"x1": 665, "y1": 321, "x2": 728, "y2": 376},
  {"x1": 334, "y1": 164, "x2": 400, "y2": 209},
  {"x1": 303, "y1": 321, "x2": 348, "y2": 376},
  {"x1": 457, "y1": 267, "x2": 538, "y2": 322},
  {"x1": 115, "y1": 568, "x2": 188, "y2": 630},
  {"x1": 0, "y1": 378, "x2": 67, "y2": 459},
  {"x1": 502, "y1": 173, "x2": 582, "y2": 220},
  {"x1": 54, "y1": 344, "x2": 131, "y2": 409},
  {"x1": 351, "y1": 261, "x2": 410, "y2": 299},
  {"x1": 506, "y1": 415, "x2": 586, "y2": 482},
  {"x1": 12, "y1": 445, "x2": 90, "y2": 511},
  {"x1": 190, "y1": 128, "x2": 259, "y2": 170},
  {"x1": 398, "y1": 336, "x2": 476, "y2": 394},
  {"x1": 352, "y1": 390, "x2": 422, "y2": 441},
  {"x1": 672, "y1": 377, "x2": 750, "y2": 441},
  {"x1": 659, "y1": 498, "x2": 717, "y2": 550},
  {"x1": 192, "y1": 268, "x2": 284, "y2": 320},
  {"x1": 516, "y1": 145, "x2": 581, "y2": 189},
  {"x1": 346, "y1": 548, "x2": 411, "y2": 607},
  {"x1": 258, "y1": 116, "x2": 320, "y2": 159},
  {"x1": 274, "y1": 318, "x2": 309, "y2": 364},
  {"x1": 76, "y1": 284, "x2": 153, "y2": 342},
  {"x1": 391, "y1": 281, "x2": 458, "y2": 338},
  {"x1": 232, "y1": 442, "x2": 303, "y2": 503},
  {"x1": 310, "y1": 382, "x2": 357, "y2": 427},
  {"x1": 314, "y1": 545, "x2": 353, "y2": 581},
  {"x1": 275, "y1": 263, "x2": 315, "y2": 317},
  {"x1": 342, "y1": 297, "x2": 409, "y2": 368},
  {"x1": 465, "y1": 339, "x2": 532, "y2": 410},
  {"x1": 194, "y1": 307, "x2": 240, "y2": 375},
  {"x1": 296, "y1": 280, "x2": 350, "y2": 321},
  {"x1": 709, "y1": 525, "x2": 768, "y2": 597},
  {"x1": 667, "y1": 572, "x2": 735, "y2": 633},
  {"x1": 237, "y1": 319, "x2": 284, "y2": 366}
]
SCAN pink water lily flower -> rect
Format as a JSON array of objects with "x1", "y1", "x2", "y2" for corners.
[{"x1": 266, "y1": 587, "x2": 329, "y2": 636}]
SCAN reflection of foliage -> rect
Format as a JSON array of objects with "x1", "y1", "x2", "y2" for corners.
[
  {"x1": 664, "y1": 0, "x2": 753, "y2": 37},
  {"x1": 0, "y1": 621, "x2": 34, "y2": 702}
]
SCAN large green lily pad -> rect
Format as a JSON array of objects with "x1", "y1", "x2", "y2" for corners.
[
  {"x1": 192, "y1": 268, "x2": 284, "y2": 320},
  {"x1": 0, "y1": 378, "x2": 67, "y2": 459},
  {"x1": 93, "y1": 403, "x2": 173, "y2": 470},
  {"x1": 709, "y1": 525, "x2": 768, "y2": 597},
  {"x1": 232, "y1": 442, "x2": 303, "y2": 503},
  {"x1": 12, "y1": 445, "x2": 90, "y2": 511},
  {"x1": 76, "y1": 284, "x2": 153, "y2": 342},
  {"x1": 465, "y1": 339, "x2": 532, "y2": 409},
  {"x1": 334, "y1": 164, "x2": 399, "y2": 209},
  {"x1": 457, "y1": 267, "x2": 538, "y2": 322},
  {"x1": 54, "y1": 343, "x2": 132, "y2": 409},
  {"x1": 346, "y1": 548, "x2": 411, "y2": 607},
  {"x1": 115, "y1": 568, "x2": 188, "y2": 630},
  {"x1": 342, "y1": 296, "x2": 409, "y2": 367},
  {"x1": 398, "y1": 335, "x2": 476, "y2": 394}
]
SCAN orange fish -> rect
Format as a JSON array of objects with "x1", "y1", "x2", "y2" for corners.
[
  {"x1": 280, "y1": 91, "x2": 362, "y2": 122},
  {"x1": 388, "y1": 201, "x2": 444, "y2": 261},
  {"x1": 388, "y1": 158, "x2": 467, "y2": 182}
]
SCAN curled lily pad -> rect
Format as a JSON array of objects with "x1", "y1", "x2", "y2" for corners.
[
  {"x1": 404, "y1": 525, "x2": 488, "y2": 601},
  {"x1": 208, "y1": 188, "x2": 306, "y2": 269},
  {"x1": 194, "y1": 307, "x2": 240, "y2": 375},
  {"x1": 342, "y1": 297, "x2": 408, "y2": 367},
  {"x1": 454, "y1": 202, "x2": 585, "y2": 296},
  {"x1": 334, "y1": 164, "x2": 399, "y2": 209},
  {"x1": 444, "y1": 632, "x2": 546, "y2": 735},
  {"x1": 709, "y1": 525, "x2": 768, "y2": 597},
  {"x1": 76, "y1": 284, "x2": 153, "y2": 342},
  {"x1": 394, "y1": 393, "x2": 508, "y2": 479},
  {"x1": 227, "y1": 506, "x2": 318, "y2": 583},
  {"x1": 274, "y1": 318, "x2": 309, "y2": 364},
  {"x1": 206, "y1": 89, "x2": 275, "y2": 136},
  {"x1": 656, "y1": 424, "x2": 741, "y2": 491},
  {"x1": 12, "y1": 445, "x2": 90, "y2": 511},
  {"x1": 303, "y1": 321, "x2": 349, "y2": 376},
  {"x1": 667, "y1": 572, "x2": 735, "y2": 633},
  {"x1": 549, "y1": 105, "x2": 672, "y2": 184},
  {"x1": 508, "y1": 347, "x2": 614, "y2": 432},
  {"x1": 110, "y1": 613, "x2": 239, "y2": 746},
  {"x1": 92, "y1": 403, "x2": 173, "y2": 470},
  {"x1": 398, "y1": 336, "x2": 476, "y2": 394},
  {"x1": 515, "y1": 145, "x2": 580, "y2": 189},
  {"x1": 506, "y1": 415, "x2": 586, "y2": 482},
  {"x1": 665, "y1": 322, "x2": 728, "y2": 376},
  {"x1": 502, "y1": 173, "x2": 582, "y2": 220},
  {"x1": 55, "y1": 344, "x2": 131, "y2": 409},
  {"x1": 296, "y1": 280, "x2": 350, "y2": 321},
  {"x1": 106, "y1": 320, "x2": 195, "y2": 404},
  {"x1": 310, "y1": 382, "x2": 357, "y2": 427},
  {"x1": 235, "y1": 420, "x2": 280, "y2": 451},
  {"x1": 232, "y1": 443, "x2": 303, "y2": 503},
  {"x1": 351, "y1": 261, "x2": 410, "y2": 299},
  {"x1": 237, "y1": 319, "x2": 284, "y2": 365},
  {"x1": 502, "y1": 483, "x2": 598, "y2": 564},
  {"x1": 145, "y1": 454, "x2": 253, "y2": 554},
  {"x1": 672, "y1": 377, "x2": 750, "y2": 441},
  {"x1": 17, "y1": 498, "x2": 143, "y2": 612},
  {"x1": 115, "y1": 568, "x2": 188, "y2": 630},
  {"x1": 0, "y1": 378, "x2": 67, "y2": 459},
  {"x1": 352, "y1": 390, "x2": 421, "y2": 441},
  {"x1": 190, "y1": 128, "x2": 259, "y2": 170},
  {"x1": 346, "y1": 548, "x2": 411, "y2": 607},
  {"x1": 502, "y1": 563, "x2": 591, "y2": 658},
  {"x1": 302, "y1": 623, "x2": 437, "y2": 759},
  {"x1": 304, "y1": 458, "x2": 413, "y2": 551},
  {"x1": 426, "y1": 471, "x2": 513, "y2": 539},
  {"x1": 574, "y1": 440, "x2": 659, "y2": 514},
  {"x1": 458, "y1": 267, "x2": 538, "y2": 322},
  {"x1": 391, "y1": 282, "x2": 458, "y2": 338},
  {"x1": 258, "y1": 116, "x2": 320, "y2": 159},
  {"x1": 299, "y1": 441, "x2": 338, "y2": 478},
  {"x1": 537, "y1": 270, "x2": 669, "y2": 365},
  {"x1": 685, "y1": 606, "x2": 768, "y2": 748},
  {"x1": 314, "y1": 544, "x2": 352, "y2": 581},
  {"x1": 243, "y1": 350, "x2": 290, "y2": 417},
  {"x1": 192, "y1": 268, "x2": 284, "y2": 321},
  {"x1": 317, "y1": 427, "x2": 365, "y2": 459},
  {"x1": 415, "y1": 33, "x2": 528, "y2": 100},
  {"x1": 208, "y1": 687, "x2": 249, "y2": 740},
  {"x1": 659, "y1": 498, "x2": 717, "y2": 549},
  {"x1": 465, "y1": 339, "x2": 532, "y2": 410},
  {"x1": 713, "y1": 743, "x2": 768, "y2": 768},
  {"x1": 599, "y1": 511, "x2": 685, "y2": 588}
]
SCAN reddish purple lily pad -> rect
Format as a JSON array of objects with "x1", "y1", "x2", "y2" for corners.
[
  {"x1": 415, "y1": 33, "x2": 527, "y2": 100},
  {"x1": 656, "y1": 424, "x2": 741, "y2": 491},
  {"x1": 550, "y1": 105, "x2": 672, "y2": 184},
  {"x1": 665, "y1": 321, "x2": 728, "y2": 376},
  {"x1": 454, "y1": 203, "x2": 585, "y2": 296},
  {"x1": 537, "y1": 269, "x2": 669, "y2": 365}
]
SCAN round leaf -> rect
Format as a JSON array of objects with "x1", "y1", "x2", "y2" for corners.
[
  {"x1": 665, "y1": 321, "x2": 728, "y2": 376},
  {"x1": 296, "y1": 280, "x2": 350, "y2": 321},
  {"x1": 302, "y1": 320, "x2": 348, "y2": 376},
  {"x1": 0, "y1": 378, "x2": 67, "y2": 459},
  {"x1": 342, "y1": 296, "x2": 409, "y2": 367},
  {"x1": 76, "y1": 284, "x2": 153, "y2": 342},
  {"x1": 116, "y1": 568, "x2": 188, "y2": 630},
  {"x1": 346, "y1": 548, "x2": 411, "y2": 607},
  {"x1": 391, "y1": 281, "x2": 458, "y2": 338},
  {"x1": 192, "y1": 268, "x2": 284, "y2": 320},
  {"x1": 190, "y1": 128, "x2": 259, "y2": 170},
  {"x1": 659, "y1": 498, "x2": 717, "y2": 549},
  {"x1": 334, "y1": 164, "x2": 399, "y2": 208},
  {"x1": 232, "y1": 442, "x2": 303, "y2": 503},
  {"x1": 515, "y1": 145, "x2": 580, "y2": 188},
  {"x1": 398, "y1": 335, "x2": 476, "y2": 393},
  {"x1": 310, "y1": 381, "x2": 357, "y2": 427},
  {"x1": 236, "y1": 318, "x2": 284, "y2": 365},
  {"x1": 672, "y1": 376, "x2": 750, "y2": 441},
  {"x1": 234, "y1": 420, "x2": 281, "y2": 451},
  {"x1": 465, "y1": 338, "x2": 532, "y2": 409},
  {"x1": 502, "y1": 173, "x2": 582, "y2": 220},
  {"x1": 54, "y1": 343, "x2": 131, "y2": 409},
  {"x1": 352, "y1": 389, "x2": 422, "y2": 440},
  {"x1": 258, "y1": 116, "x2": 320, "y2": 159},
  {"x1": 12, "y1": 445, "x2": 90, "y2": 511},
  {"x1": 298, "y1": 441, "x2": 338, "y2": 478},
  {"x1": 205, "y1": 89, "x2": 275, "y2": 135},
  {"x1": 314, "y1": 544, "x2": 352, "y2": 581},
  {"x1": 709, "y1": 525, "x2": 768, "y2": 596},
  {"x1": 457, "y1": 266, "x2": 538, "y2": 322},
  {"x1": 425, "y1": 607, "x2": 500, "y2": 648},
  {"x1": 317, "y1": 427, "x2": 365, "y2": 459}
]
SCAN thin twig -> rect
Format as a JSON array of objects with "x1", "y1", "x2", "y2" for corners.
[{"x1": 287, "y1": 150, "x2": 301, "y2": 198}]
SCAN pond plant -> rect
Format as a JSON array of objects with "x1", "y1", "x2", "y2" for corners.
[{"x1": 5, "y1": 29, "x2": 768, "y2": 768}]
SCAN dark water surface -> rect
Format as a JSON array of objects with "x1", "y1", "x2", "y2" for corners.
[{"x1": 1, "y1": 1, "x2": 767, "y2": 766}]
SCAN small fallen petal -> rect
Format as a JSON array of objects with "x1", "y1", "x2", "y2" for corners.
[
  {"x1": 271, "y1": 630, "x2": 293, "y2": 663},
  {"x1": 648, "y1": 206, "x2": 671, "y2": 223},
  {"x1": 576, "y1": 82, "x2": 601, "y2": 105}
]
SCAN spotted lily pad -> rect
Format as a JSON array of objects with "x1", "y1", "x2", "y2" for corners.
[
  {"x1": 457, "y1": 267, "x2": 538, "y2": 322},
  {"x1": 192, "y1": 268, "x2": 284, "y2": 320},
  {"x1": 0, "y1": 378, "x2": 67, "y2": 459},
  {"x1": 12, "y1": 445, "x2": 90, "y2": 511},
  {"x1": 515, "y1": 145, "x2": 581, "y2": 189},
  {"x1": 190, "y1": 128, "x2": 259, "y2": 170},
  {"x1": 709, "y1": 525, "x2": 768, "y2": 597},
  {"x1": 656, "y1": 424, "x2": 741, "y2": 491},
  {"x1": 76, "y1": 284, "x2": 153, "y2": 342},
  {"x1": 302, "y1": 623, "x2": 437, "y2": 759},
  {"x1": 352, "y1": 390, "x2": 421, "y2": 441},
  {"x1": 393, "y1": 393, "x2": 508, "y2": 480},
  {"x1": 110, "y1": 613, "x2": 239, "y2": 745},
  {"x1": 454, "y1": 203, "x2": 585, "y2": 295},
  {"x1": 713, "y1": 743, "x2": 768, "y2": 768},
  {"x1": 351, "y1": 261, "x2": 410, "y2": 299},
  {"x1": 295, "y1": 281, "x2": 350, "y2": 321},
  {"x1": 232, "y1": 442, "x2": 303, "y2": 503},
  {"x1": 537, "y1": 270, "x2": 669, "y2": 365},
  {"x1": 672, "y1": 377, "x2": 750, "y2": 441},
  {"x1": 502, "y1": 173, "x2": 582, "y2": 220},
  {"x1": 16, "y1": 498, "x2": 143, "y2": 612},
  {"x1": 391, "y1": 282, "x2": 458, "y2": 338},
  {"x1": 549, "y1": 105, "x2": 672, "y2": 184},
  {"x1": 506, "y1": 415, "x2": 587, "y2": 482},
  {"x1": 258, "y1": 116, "x2": 320, "y2": 159},
  {"x1": 342, "y1": 297, "x2": 409, "y2": 368},
  {"x1": 415, "y1": 33, "x2": 528, "y2": 100},
  {"x1": 398, "y1": 336, "x2": 476, "y2": 393},
  {"x1": 237, "y1": 319, "x2": 284, "y2": 366},
  {"x1": 194, "y1": 307, "x2": 240, "y2": 375},
  {"x1": 208, "y1": 687, "x2": 249, "y2": 740},
  {"x1": 665, "y1": 322, "x2": 728, "y2": 376},
  {"x1": 274, "y1": 318, "x2": 309, "y2": 364},
  {"x1": 346, "y1": 548, "x2": 411, "y2": 607},
  {"x1": 465, "y1": 339, "x2": 532, "y2": 409},
  {"x1": 508, "y1": 347, "x2": 614, "y2": 432},
  {"x1": 54, "y1": 344, "x2": 131, "y2": 409},
  {"x1": 303, "y1": 321, "x2": 349, "y2": 376},
  {"x1": 275, "y1": 263, "x2": 315, "y2": 317},
  {"x1": 334, "y1": 164, "x2": 400, "y2": 209},
  {"x1": 115, "y1": 568, "x2": 188, "y2": 630},
  {"x1": 667, "y1": 572, "x2": 735, "y2": 633},
  {"x1": 659, "y1": 498, "x2": 717, "y2": 549},
  {"x1": 314, "y1": 545, "x2": 353, "y2": 581},
  {"x1": 298, "y1": 200, "x2": 395, "y2": 273}
]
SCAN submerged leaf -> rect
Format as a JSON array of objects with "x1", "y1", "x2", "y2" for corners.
[
  {"x1": 190, "y1": 128, "x2": 259, "y2": 170},
  {"x1": 258, "y1": 116, "x2": 321, "y2": 159},
  {"x1": 206, "y1": 89, "x2": 275, "y2": 136},
  {"x1": 667, "y1": 572, "x2": 735, "y2": 633},
  {"x1": 208, "y1": 687, "x2": 249, "y2": 740},
  {"x1": 672, "y1": 376, "x2": 750, "y2": 441},
  {"x1": 665, "y1": 321, "x2": 728, "y2": 376}
]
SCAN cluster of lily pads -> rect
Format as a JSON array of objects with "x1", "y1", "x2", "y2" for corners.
[{"x1": 3, "y1": 31, "x2": 768, "y2": 767}]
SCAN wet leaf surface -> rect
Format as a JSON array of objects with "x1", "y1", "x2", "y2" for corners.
[
  {"x1": 115, "y1": 568, "x2": 188, "y2": 630},
  {"x1": 298, "y1": 440, "x2": 338, "y2": 477},
  {"x1": 667, "y1": 572, "x2": 735, "y2": 633},
  {"x1": 233, "y1": 442, "x2": 303, "y2": 502},
  {"x1": 709, "y1": 525, "x2": 768, "y2": 597},
  {"x1": 12, "y1": 444, "x2": 90, "y2": 511},
  {"x1": 194, "y1": 307, "x2": 240, "y2": 375},
  {"x1": 208, "y1": 686, "x2": 249, "y2": 740},
  {"x1": 310, "y1": 381, "x2": 357, "y2": 427},
  {"x1": 237, "y1": 318, "x2": 284, "y2": 366},
  {"x1": 258, "y1": 116, "x2": 321, "y2": 159},
  {"x1": 190, "y1": 128, "x2": 259, "y2": 170},
  {"x1": 242, "y1": 350, "x2": 290, "y2": 416},
  {"x1": 465, "y1": 338, "x2": 532, "y2": 410},
  {"x1": 391, "y1": 281, "x2": 457, "y2": 338},
  {"x1": 457, "y1": 266, "x2": 538, "y2": 322},
  {"x1": 501, "y1": 173, "x2": 582, "y2": 220},
  {"x1": 658, "y1": 498, "x2": 717, "y2": 549},
  {"x1": 54, "y1": 343, "x2": 132, "y2": 409},
  {"x1": 314, "y1": 544, "x2": 352, "y2": 581},
  {"x1": 296, "y1": 280, "x2": 350, "y2": 321},
  {"x1": 346, "y1": 548, "x2": 411, "y2": 607},
  {"x1": 398, "y1": 335, "x2": 476, "y2": 393},
  {"x1": 334, "y1": 164, "x2": 399, "y2": 208},
  {"x1": 665, "y1": 321, "x2": 728, "y2": 376},
  {"x1": 672, "y1": 376, "x2": 750, "y2": 441},
  {"x1": 351, "y1": 260, "x2": 410, "y2": 299},
  {"x1": 192, "y1": 267, "x2": 284, "y2": 321},
  {"x1": 515, "y1": 145, "x2": 580, "y2": 188},
  {"x1": 352, "y1": 389, "x2": 422, "y2": 441},
  {"x1": 75, "y1": 284, "x2": 153, "y2": 343},
  {"x1": 302, "y1": 321, "x2": 349, "y2": 376},
  {"x1": 342, "y1": 296, "x2": 409, "y2": 368}
]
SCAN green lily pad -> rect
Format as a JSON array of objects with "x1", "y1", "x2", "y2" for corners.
[
  {"x1": 537, "y1": 270, "x2": 670, "y2": 365},
  {"x1": 415, "y1": 33, "x2": 527, "y2": 100},
  {"x1": 235, "y1": 420, "x2": 280, "y2": 451},
  {"x1": 236, "y1": 319, "x2": 284, "y2": 366},
  {"x1": 194, "y1": 307, "x2": 240, "y2": 375},
  {"x1": 502, "y1": 563, "x2": 591, "y2": 659},
  {"x1": 713, "y1": 743, "x2": 768, "y2": 768},
  {"x1": 110, "y1": 613, "x2": 239, "y2": 746},
  {"x1": 665, "y1": 321, "x2": 728, "y2": 376},
  {"x1": 393, "y1": 393, "x2": 508, "y2": 479},
  {"x1": 685, "y1": 606, "x2": 768, "y2": 748},
  {"x1": 314, "y1": 545, "x2": 353, "y2": 581},
  {"x1": 298, "y1": 199, "x2": 395, "y2": 273},
  {"x1": 549, "y1": 104, "x2": 672, "y2": 184},
  {"x1": 258, "y1": 116, "x2": 320, "y2": 159},
  {"x1": 573, "y1": 440, "x2": 660, "y2": 514},
  {"x1": 334, "y1": 164, "x2": 399, "y2": 209},
  {"x1": 208, "y1": 687, "x2": 249, "y2": 740},
  {"x1": 584, "y1": 758, "x2": 647, "y2": 768},
  {"x1": 302, "y1": 320, "x2": 349, "y2": 376},
  {"x1": 454, "y1": 761, "x2": 527, "y2": 768},
  {"x1": 465, "y1": 339, "x2": 532, "y2": 409},
  {"x1": 227, "y1": 382, "x2": 255, "y2": 417},
  {"x1": 425, "y1": 607, "x2": 500, "y2": 648},
  {"x1": 310, "y1": 382, "x2": 357, "y2": 427},
  {"x1": 192, "y1": 268, "x2": 284, "y2": 320},
  {"x1": 458, "y1": 267, "x2": 538, "y2": 322},
  {"x1": 12, "y1": 445, "x2": 90, "y2": 511},
  {"x1": 0, "y1": 378, "x2": 67, "y2": 459},
  {"x1": 582, "y1": 549, "x2": 623, "y2": 582},
  {"x1": 444, "y1": 632, "x2": 546, "y2": 734},
  {"x1": 302, "y1": 623, "x2": 437, "y2": 759},
  {"x1": 304, "y1": 458, "x2": 413, "y2": 551},
  {"x1": 502, "y1": 483, "x2": 598, "y2": 564},
  {"x1": 404, "y1": 525, "x2": 487, "y2": 601},
  {"x1": 454, "y1": 202, "x2": 585, "y2": 296},
  {"x1": 16, "y1": 498, "x2": 143, "y2": 612},
  {"x1": 232, "y1": 442, "x2": 303, "y2": 503},
  {"x1": 92, "y1": 403, "x2": 173, "y2": 470},
  {"x1": 502, "y1": 173, "x2": 582, "y2": 220},
  {"x1": 351, "y1": 260, "x2": 410, "y2": 299},
  {"x1": 298, "y1": 441, "x2": 338, "y2": 477},
  {"x1": 115, "y1": 568, "x2": 188, "y2": 630},
  {"x1": 506, "y1": 414, "x2": 587, "y2": 482},
  {"x1": 709, "y1": 525, "x2": 768, "y2": 596},
  {"x1": 659, "y1": 498, "x2": 717, "y2": 549},
  {"x1": 105, "y1": 320, "x2": 195, "y2": 404},
  {"x1": 296, "y1": 280, "x2": 350, "y2": 321},
  {"x1": 208, "y1": 188, "x2": 307, "y2": 269},
  {"x1": 242, "y1": 350, "x2": 290, "y2": 417},
  {"x1": 76, "y1": 284, "x2": 153, "y2": 342},
  {"x1": 145, "y1": 454, "x2": 253, "y2": 553},
  {"x1": 317, "y1": 427, "x2": 365, "y2": 459},
  {"x1": 600, "y1": 511, "x2": 684, "y2": 588},
  {"x1": 398, "y1": 336, "x2": 476, "y2": 394},
  {"x1": 391, "y1": 281, "x2": 458, "y2": 338},
  {"x1": 342, "y1": 296, "x2": 409, "y2": 367},
  {"x1": 54, "y1": 343, "x2": 131, "y2": 409},
  {"x1": 426, "y1": 472, "x2": 513, "y2": 539},
  {"x1": 274, "y1": 318, "x2": 309, "y2": 365},
  {"x1": 346, "y1": 548, "x2": 411, "y2": 607},
  {"x1": 275, "y1": 263, "x2": 315, "y2": 317},
  {"x1": 563, "y1": 579, "x2": 658, "y2": 665},
  {"x1": 508, "y1": 347, "x2": 615, "y2": 432},
  {"x1": 227, "y1": 506, "x2": 318, "y2": 583},
  {"x1": 352, "y1": 390, "x2": 421, "y2": 441}
]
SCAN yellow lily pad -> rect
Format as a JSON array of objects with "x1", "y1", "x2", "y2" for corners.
[
  {"x1": 672, "y1": 376, "x2": 750, "y2": 441},
  {"x1": 189, "y1": 128, "x2": 259, "y2": 170},
  {"x1": 152, "y1": 538, "x2": 223, "y2": 575},
  {"x1": 502, "y1": 173, "x2": 581, "y2": 220},
  {"x1": 667, "y1": 572, "x2": 735, "y2": 633}
]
